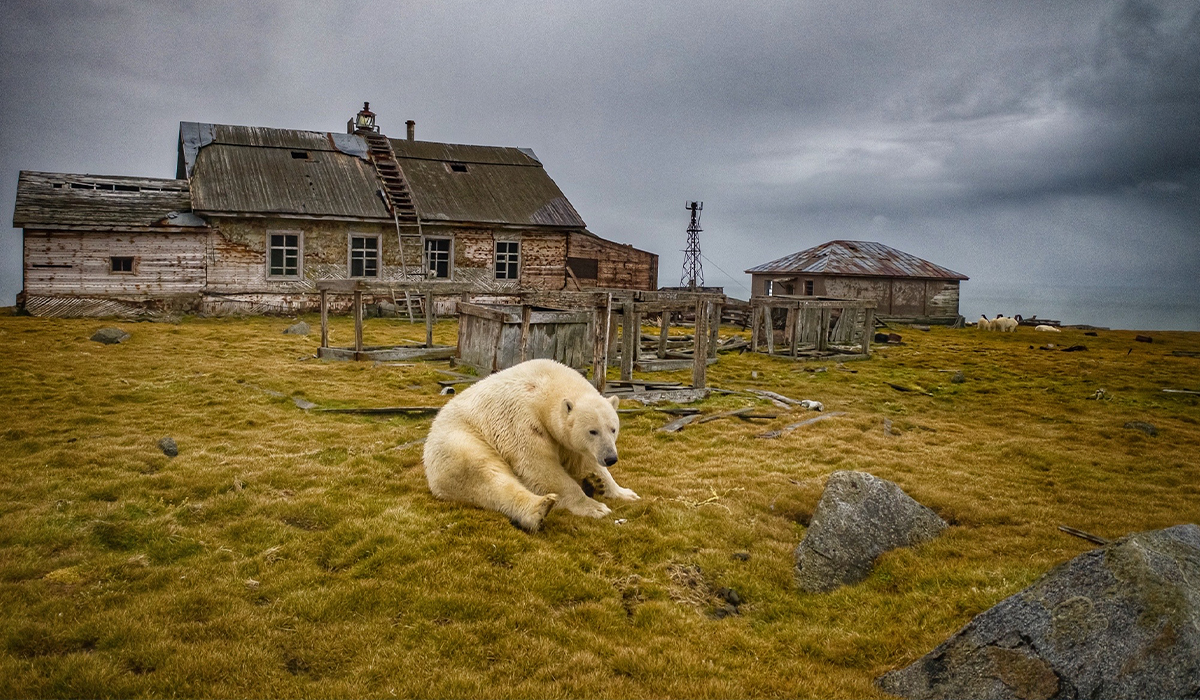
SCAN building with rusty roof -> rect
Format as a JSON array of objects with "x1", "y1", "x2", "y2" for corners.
[
  {"x1": 745, "y1": 240, "x2": 968, "y2": 324},
  {"x1": 14, "y1": 104, "x2": 657, "y2": 316}
]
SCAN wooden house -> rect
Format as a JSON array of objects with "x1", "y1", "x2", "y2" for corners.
[
  {"x1": 14, "y1": 105, "x2": 657, "y2": 317},
  {"x1": 745, "y1": 240, "x2": 967, "y2": 324}
]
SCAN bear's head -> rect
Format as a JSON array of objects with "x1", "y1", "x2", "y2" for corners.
[{"x1": 561, "y1": 394, "x2": 622, "y2": 467}]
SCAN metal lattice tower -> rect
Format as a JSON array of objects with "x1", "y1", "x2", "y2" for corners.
[{"x1": 680, "y1": 201, "x2": 704, "y2": 290}]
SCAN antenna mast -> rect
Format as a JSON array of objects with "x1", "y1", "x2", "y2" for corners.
[{"x1": 680, "y1": 201, "x2": 704, "y2": 290}]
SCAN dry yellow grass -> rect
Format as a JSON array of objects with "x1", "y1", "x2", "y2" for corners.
[{"x1": 0, "y1": 311, "x2": 1197, "y2": 698}]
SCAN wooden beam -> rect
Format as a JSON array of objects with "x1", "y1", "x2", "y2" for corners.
[
  {"x1": 658, "y1": 312, "x2": 670, "y2": 359},
  {"x1": 353, "y1": 290, "x2": 364, "y2": 354},
  {"x1": 620, "y1": 300, "x2": 635, "y2": 381},
  {"x1": 519, "y1": 304, "x2": 532, "y2": 363},
  {"x1": 320, "y1": 289, "x2": 329, "y2": 349},
  {"x1": 709, "y1": 303, "x2": 721, "y2": 359},
  {"x1": 591, "y1": 294, "x2": 611, "y2": 392},
  {"x1": 425, "y1": 292, "x2": 435, "y2": 348},
  {"x1": 692, "y1": 298, "x2": 709, "y2": 389}
]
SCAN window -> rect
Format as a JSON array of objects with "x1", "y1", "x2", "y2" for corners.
[
  {"x1": 765, "y1": 280, "x2": 773, "y2": 296},
  {"x1": 291, "y1": 151, "x2": 310, "y2": 160},
  {"x1": 424, "y1": 238, "x2": 451, "y2": 279},
  {"x1": 804, "y1": 279, "x2": 814, "y2": 295},
  {"x1": 495, "y1": 241, "x2": 519, "y2": 279},
  {"x1": 268, "y1": 232, "x2": 301, "y2": 278},
  {"x1": 110, "y1": 256, "x2": 134, "y2": 273},
  {"x1": 349, "y1": 235, "x2": 380, "y2": 277},
  {"x1": 566, "y1": 257, "x2": 598, "y2": 280},
  {"x1": 447, "y1": 162, "x2": 469, "y2": 173}
]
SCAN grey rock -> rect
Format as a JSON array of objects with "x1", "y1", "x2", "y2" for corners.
[
  {"x1": 877, "y1": 524, "x2": 1200, "y2": 700},
  {"x1": 282, "y1": 321, "x2": 310, "y2": 335},
  {"x1": 1124, "y1": 421, "x2": 1158, "y2": 437},
  {"x1": 90, "y1": 327, "x2": 130, "y2": 344},
  {"x1": 157, "y1": 437, "x2": 178, "y2": 458},
  {"x1": 795, "y1": 471, "x2": 946, "y2": 593},
  {"x1": 951, "y1": 371, "x2": 965, "y2": 384}
]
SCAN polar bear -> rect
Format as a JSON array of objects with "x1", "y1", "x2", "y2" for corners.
[{"x1": 423, "y1": 359, "x2": 639, "y2": 531}]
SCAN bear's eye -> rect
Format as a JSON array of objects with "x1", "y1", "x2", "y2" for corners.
[
  {"x1": 589, "y1": 429, "x2": 598, "y2": 435},
  {"x1": 611, "y1": 428, "x2": 616, "y2": 434}
]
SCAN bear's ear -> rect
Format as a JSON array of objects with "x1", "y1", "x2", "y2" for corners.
[
  {"x1": 563, "y1": 398, "x2": 574, "y2": 414},
  {"x1": 608, "y1": 395, "x2": 620, "y2": 410}
]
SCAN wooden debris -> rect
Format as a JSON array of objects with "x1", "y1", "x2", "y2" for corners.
[
  {"x1": 1170, "y1": 351, "x2": 1200, "y2": 358},
  {"x1": 744, "y1": 389, "x2": 803, "y2": 406},
  {"x1": 658, "y1": 414, "x2": 705, "y2": 433},
  {"x1": 695, "y1": 407, "x2": 756, "y2": 424},
  {"x1": 1163, "y1": 388, "x2": 1200, "y2": 395},
  {"x1": 618, "y1": 407, "x2": 701, "y2": 415},
  {"x1": 292, "y1": 396, "x2": 317, "y2": 410},
  {"x1": 756, "y1": 411, "x2": 846, "y2": 439},
  {"x1": 313, "y1": 406, "x2": 441, "y2": 415},
  {"x1": 1057, "y1": 525, "x2": 1109, "y2": 546}
]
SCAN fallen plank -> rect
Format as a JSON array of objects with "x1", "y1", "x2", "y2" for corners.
[
  {"x1": 744, "y1": 389, "x2": 803, "y2": 406},
  {"x1": 1057, "y1": 525, "x2": 1109, "y2": 546},
  {"x1": 1163, "y1": 388, "x2": 1200, "y2": 395},
  {"x1": 695, "y1": 407, "x2": 756, "y2": 424},
  {"x1": 618, "y1": 407, "x2": 701, "y2": 415},
  {"x1": 313, "y1": 406, "x2": 441, "y2": 415},
  {"x1": 756, "y1": 411, "x2": 846, "y2": 439},
  {"x1": 658, "y1": 413, "x2": 705, "y2": 433}
]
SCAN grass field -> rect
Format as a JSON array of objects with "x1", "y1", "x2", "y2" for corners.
[{"x1": 1, "y1": 311, "x2": 1198, "y2": 698}]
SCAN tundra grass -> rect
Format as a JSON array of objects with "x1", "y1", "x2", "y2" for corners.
[{"x1": 0, "y1": 312, "x2": 1197, "y2": 698}]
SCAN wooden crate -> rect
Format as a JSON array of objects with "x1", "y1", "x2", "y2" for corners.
[{"x1": 456, "y1": 303, "x2": 592, "y2": 375}]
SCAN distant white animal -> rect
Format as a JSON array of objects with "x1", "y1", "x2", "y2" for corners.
[
  {"x1": 992, "y1": 315, "x2": 1019, "y2": 332},
  {"x1": 1034, "y1": 325, "x2": 1060, "y2": 332},
  {"x1": 977, "y1": 315, "x2": 992, "y2": 331}
]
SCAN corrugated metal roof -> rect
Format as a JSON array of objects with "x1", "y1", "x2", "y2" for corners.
[
  {"x1": 745, "y1": 240, "x2": 968, "y2": 280},
  {"x1": 13, "y1": 171, "x2": 198, "y2": 228},
  {"x1": 390, "y1": 139, "x2": 585, "y2": 227},
  {"x1": 186, "y1": 123, "x2": 392, "y2": 220}
]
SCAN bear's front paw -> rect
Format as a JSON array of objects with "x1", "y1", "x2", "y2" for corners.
[
  {"x1": 609, "y1": 486, "x2": 640, "y2": 502},
  {"x1": 569, "y1": 498, "x2": 612, "y2": 519}
]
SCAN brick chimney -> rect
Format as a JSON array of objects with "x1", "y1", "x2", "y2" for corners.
[{"x1": 406, "y1": 120, "x2": 416, "y2": 141}]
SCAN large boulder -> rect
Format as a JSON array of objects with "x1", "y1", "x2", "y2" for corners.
[
  {"x1": 282, "y1": 321, "x2": 310, "y2": 335},
  {"x1": 795, "y1": 471, "x2": 946, "y2": 593},
  {"x1": 877, "y1": 524, "x2": 1200, "y2": 700}
]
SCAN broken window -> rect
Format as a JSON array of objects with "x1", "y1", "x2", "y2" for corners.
[
  {"x1": 495, "y1": 241, "x2": 519, "y2": 280},
  {"x1": 566, "y1": 257, "x2": 598, "y2": 280},
  {"x1": 268, "y1": 232, "x2": 301, "y2": 278},
  {"x1": 804, "y1": 279, "x2": 814, "y2": 295},
  {"x1": 110, "y1": 256, "x2": 134, "y2": 273},
  {"x1": 349, "y1": 235, "x2": 379, "y2": 277},
  {"x1": 424, "y1": 238, "x2": 451, "y2": 279}
]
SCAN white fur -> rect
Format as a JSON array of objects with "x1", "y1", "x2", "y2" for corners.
[
  {"x1": 1034, "y1": 324, "x2": 1060, "y2": 332},
  {"x1": 991, "y1": 315, "x2": 1019, "y2": 332},
  {"x1": 977, "y1": 315, "x2": 992, "y2": 331},
  {"x1": 423, "y1": 359, "x2": 638, "y2": 531}
]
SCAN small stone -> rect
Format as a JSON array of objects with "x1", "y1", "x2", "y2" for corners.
[
  {"x1": 157, "y1": 437, "x2": 178, "y2": 457},
  {"x1": 291, "y1": 396, "x2": 317, "y2": 410},
  {"x1": 1123, "y1": 421, "x2": 1158, "y2": 437},
  {"x1": 90, "y1": 327, "x2": 130, "y2": 344},
  {"x1": 732, "y1": 551, "x2": 751, "y2": 561},
  {"x1": 950, "y1": 371, "x2": 965, "y2": 384},
  {"x1": 282, "y1": 321, "x2": 310, "y2": 335}
]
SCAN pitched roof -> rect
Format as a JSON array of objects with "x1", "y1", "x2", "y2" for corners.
[
  {"x1": 13, "y1": 171, "x2": 202, "y2": 229},
  {"x1": 745, "y1": 240, "x2": 968, "y2": 280},
  {"x1": 180, "y1": 122, "x2": 586, "y2": 227},
  {"x1": 182, "y1": 123, "x2": 392, "y2": 221}
]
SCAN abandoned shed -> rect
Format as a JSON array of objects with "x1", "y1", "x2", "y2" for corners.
[
  {"x1": 745, "y1": 240, "x2": 968, "y2": 325},
  {"x1": 14, "y1": 104, "x2": 658, "y2": 317}
]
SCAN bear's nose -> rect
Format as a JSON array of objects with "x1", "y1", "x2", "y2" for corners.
[{"x1": 604, "y1": 455, "x2": 618, "y2": 467}]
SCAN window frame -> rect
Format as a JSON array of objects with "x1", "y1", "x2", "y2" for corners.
[
  {"x1": 348, "y1": 233, "x2": 381, "y2": 278},
  {"x1": 266, "y1": 230, "x2": 303, "y2": 280},
  {"x1": 804, "y1": 279, "x2": 815, "y2": 296},
  {"x1": 109, "y1": 256, "x2": 135, "y2": 274},
  {"x1": 423, "y1": 236, "x2": 453, "y2": 279},
  {"x1": 494, "y1": 240, "x2": 520, "y2": 280}
]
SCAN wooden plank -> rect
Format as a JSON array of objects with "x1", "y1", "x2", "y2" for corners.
[
  {"x1": 692, "y1": 299, "x2": 709, "y2": 389},
  {"x1": 592, "y1": 295, "x2": 610, "y2": 391},
  {"x1": 620, "y1": 301, "x2": 636, "y2": 381},
  {"x1": 320, "y1": 289, "x2": 329, "y2": 349},
  {"x1": 709, "y1": 304, "x2": 722, "y2": 359},
  {"x1": 756, "y1": 411, "x2": 846, "y2": 439},
  {"x1": 353, "y1": 290, "x2": 364, "y2": 354},
  {"x1": 519, "y1": 305, "x2": 532, "y2": 363},
  {"x1": 425, "y1": 292, "x2": 435, "y2": 348},
  {"x1": 456, "y1": 302, "x2": 511, "y2": 323}
]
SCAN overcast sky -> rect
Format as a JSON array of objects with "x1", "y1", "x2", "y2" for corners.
[{"x1": 2, "y1": 0, "x2": 1198, "y2": 329}]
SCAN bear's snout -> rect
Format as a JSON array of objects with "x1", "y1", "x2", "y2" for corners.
[{"x1": 603, "y1": 454, "x2": 618, "y2": 467}]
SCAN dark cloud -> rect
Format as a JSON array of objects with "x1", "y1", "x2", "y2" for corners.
[{"x1": 1, "y1": 0, "x2": 1197, "y2": 329}]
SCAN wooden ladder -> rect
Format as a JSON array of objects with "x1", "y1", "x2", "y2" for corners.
[{"x1": 361, "y1": 132, "x2": 419, "y2": 224}]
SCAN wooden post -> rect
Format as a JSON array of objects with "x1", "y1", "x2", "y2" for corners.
[
  {"x1": 425, "y1": 292, "x2": 435, "y2": 348},
  {"x1": 620, "y1": 301, "x2": 635, "y2": 381},
  {"x1": 862, "y1": 305, "x2": 875, "y2": 356},
  {"x1": 709, "y1": 302, "x2": 721, "y2": 359},
  {"x1": 591, "y1": 295, "x2": 611, "y2": 392},
  {"x1": 353, "y1": 290, "x2": 364, "y2": 355},
  {"x1": 692, "y1": 299, "x2": 709, "y2": 388},
  {"x1": 519, "y1": 304, "x2": 532, "y2": 363},
  {"x1": 765, "y1": 306, "x2": 775, "y2": 355},
  {"x1": 817, "y1": 308, "x2": 830, "y2": 352},
  {"x1": 320, "y1": 289, "x2": 329, "y2": 349},
  {"x1": 791, "y1": 304, "x2": 801, "y2": 357},
  {"x1": 784, "y1": 307, "x2": 796, "y2": 354},
  {"x1": 658, "y1": 311, "x2": 670, "y2": 359},
  {"x1": 750, "y1": 304, "x2": 760, "y2": 353}
]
